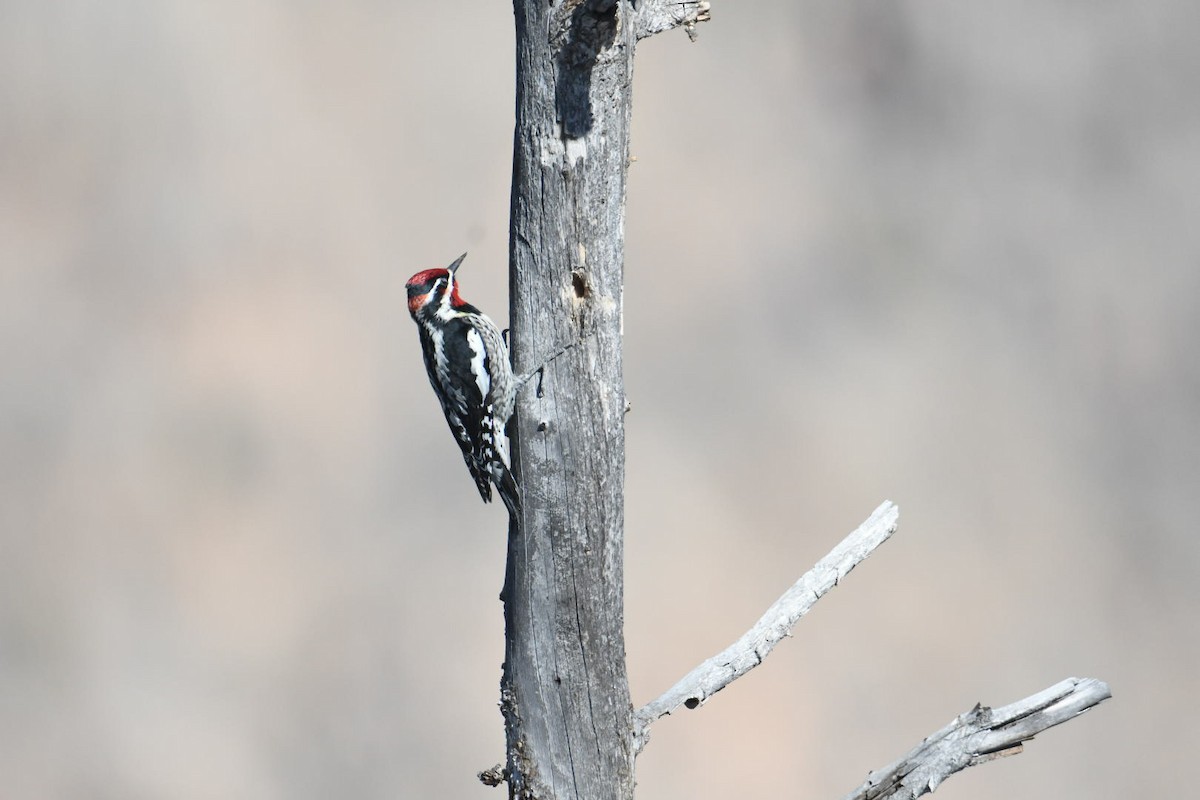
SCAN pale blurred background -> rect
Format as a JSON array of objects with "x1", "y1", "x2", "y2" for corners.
[{"x1": 2, "y1": 1, "x2": 1196, "y2": 798}]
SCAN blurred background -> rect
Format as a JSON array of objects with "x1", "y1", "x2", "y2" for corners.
[{"x1": 2, "y1": 1, "x2": 1196, "y2": 797}]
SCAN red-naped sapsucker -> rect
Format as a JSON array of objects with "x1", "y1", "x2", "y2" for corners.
[{"x1": 405, "y1": 253, "x2": 522, "y2": 516}]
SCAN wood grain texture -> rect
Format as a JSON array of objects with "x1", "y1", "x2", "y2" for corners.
[
  {"x1": 501, "y1": 1, "x2": 637, "y2": 798},
  {"x1": 842, "y1": 677, "x2": 1112, "y2": 800},
  {"x1": 633, "y1": 501, "x2": 900, "y2": 747},
  {"x1": 633, "y1": 0, "x2": 712, "y2": 41},
  {"x1": 497, "y1": 4, "x2": 1106, "y2": 799}
]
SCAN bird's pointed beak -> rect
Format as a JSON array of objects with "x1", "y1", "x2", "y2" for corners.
[{"x1": 447, "y1": 252, "x2": 468, "y2": 275}]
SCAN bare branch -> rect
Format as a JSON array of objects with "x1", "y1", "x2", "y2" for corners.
[
  {"x1": 633, "y1": 501, "x2": 899, "y2": 747},
  {"x1": 843, "y1": 677, "x2": 1112, "y2": 800},
  {"x1": 634, "y1": 0, "x2": 712, "y2": 42}
]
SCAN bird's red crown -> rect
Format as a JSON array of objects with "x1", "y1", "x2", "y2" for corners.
[{"x1": 406, "y1": 267, "x2": 468, "y2": 315}]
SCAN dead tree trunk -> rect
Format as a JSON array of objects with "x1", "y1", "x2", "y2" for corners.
[
  {"x1": 500, "y1": 2, "x2": 711, "y2": 797},
  {"x1": 501, "y1": 2, "x2": 641, "y2": 798},
  {"x1": 495, "y1": 4, "x2": 1106, "y2": 800}
]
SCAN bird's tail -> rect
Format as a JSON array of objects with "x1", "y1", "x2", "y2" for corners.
[{"x1": 495, "y1": 463, "x2": 522, "y2": 519}]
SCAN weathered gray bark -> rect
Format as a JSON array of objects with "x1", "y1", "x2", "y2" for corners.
[
  {"x1": 501, "y1": 2, "x2": 639, "y2": 798},
  {"x1": 634, "y1": 501, "x2": 900, "y2": 748},
  {"x1": 495, "y1": 3, "x2": 1106, "y2": 799},
  {"x1": 842, "y1": 678, "x2": 1112, "y2": 800},
  {"x1": 501, "y1": 3, "x2": 711, "y2": 798}
]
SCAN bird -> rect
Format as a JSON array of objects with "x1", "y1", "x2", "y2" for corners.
[{"x1": 405, "y1": 253, "x2": 522, "y2": 516}]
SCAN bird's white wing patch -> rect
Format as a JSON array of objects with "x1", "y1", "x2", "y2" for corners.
[{"x1": 466, "y1": 327, "x2": 491, "y2": 401}]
